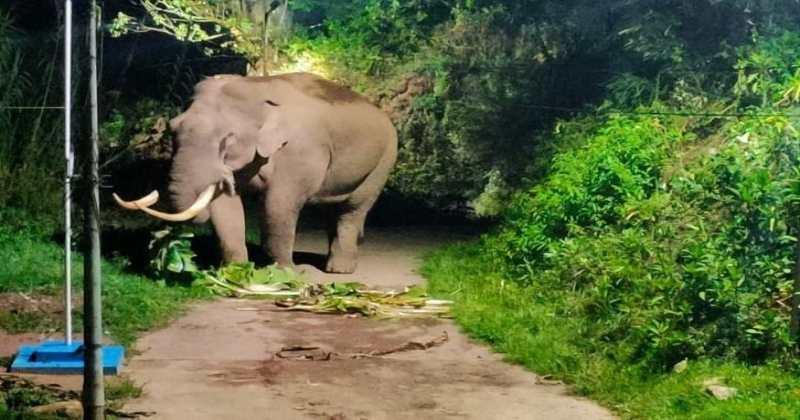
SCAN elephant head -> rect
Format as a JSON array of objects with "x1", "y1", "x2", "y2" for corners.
[{"x1": 113, "y1": 76, "x2": 290, "y2": 222}]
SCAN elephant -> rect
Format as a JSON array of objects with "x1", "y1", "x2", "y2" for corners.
[{"x1": 114, "y1": 72, "x2": 398, "y2": 274}]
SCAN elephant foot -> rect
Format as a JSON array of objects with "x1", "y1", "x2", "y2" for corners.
[
  {"x1": 325, "y1": 254, "x2": 357, "y2": 274},
  {"x1": 272, "y1": 258, "x2": 296, "y2": 271}
]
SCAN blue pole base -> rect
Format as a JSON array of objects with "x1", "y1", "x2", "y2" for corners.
[{"x1": 9, "y1": 340, "x2": 124, "y2": 375}]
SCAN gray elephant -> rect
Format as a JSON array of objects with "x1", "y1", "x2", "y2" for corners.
[{"x1": 114, "y1": 72, "x2": 397, "y2": 274}]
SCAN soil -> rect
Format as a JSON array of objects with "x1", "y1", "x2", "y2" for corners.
[
  {"x1": 0, "y1": 293, "x2": 65, "y2": 314},
  {"x1": 123, "y1": 227, "x2": 615, "y2": 420}
]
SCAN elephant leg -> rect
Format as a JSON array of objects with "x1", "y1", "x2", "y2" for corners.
[
  {"x1": 326, "y1": 205, "x2": 367, "y2": 274},
  {"x1": 261, "y1": 188, "x2": 302, "y2": 268},
  {"x1": 209, "y1": 192, "x2": 248, "y2": 263}
]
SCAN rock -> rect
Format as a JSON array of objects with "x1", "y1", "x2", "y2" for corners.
[
  {"x1": 702, "y1": 378, "x2": 738, "y2": 400},
  {"x1": 672, "y1": 359, "x2": 688, "y2": 373},
  {"x1": 31, "y1": 400, "x2": 82, "y2": 418},
  {"x1": 706, "y1": 385, "x2": 738, "y2": 400}
]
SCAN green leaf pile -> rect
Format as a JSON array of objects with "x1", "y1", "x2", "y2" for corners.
[
  {"x1": 193, "y1": 263, "x2": 305, "y2": 298},
  {"x1": 148, "y1": 227, "x2": 197, "y2": 279},
  {"x1": 146, "y1": 228, "x2": 450, "y2": 318},
  {"x1": 193, "y1": 262, "x2": 451, "y2": 318}
]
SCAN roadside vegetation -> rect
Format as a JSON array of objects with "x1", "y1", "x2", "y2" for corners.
[
  {"x1": 425, "y1": 246, "x2": 800, "y2": 418},
  {"x1": 423, "y1": 20, "x2": 800, "y2": 420},
  {"x1": 0, "y1": 11, "x2": 203, "y2": 350},
  {"x1": 0, "y1": 210, "x2": 203, "y2": 348},
  {"x1": 3, "y1": 1, "x2": 800, "y2": 418},
  {"x1": 0, "y1": 373, "x2": 142, "y2": 418}
]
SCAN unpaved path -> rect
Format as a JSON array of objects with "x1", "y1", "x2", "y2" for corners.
[{"x1": 124, "y1": 227, "x2": 614, "y2": 420}]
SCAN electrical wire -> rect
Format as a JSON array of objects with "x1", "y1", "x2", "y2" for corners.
[
  {"x1": 1, "y1": 106, "x2": 65, "y2": 110},
  {"x1": 518, "y1": 104, "x2": 800, "y2": 119}
]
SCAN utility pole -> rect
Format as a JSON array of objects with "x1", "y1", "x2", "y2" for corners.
[
  {"x1": 83, "y1": 0, "x2": 105, "y2": 418},
  {"x1": 64, "y1": 0, "x2": 73, "y2": 348}
]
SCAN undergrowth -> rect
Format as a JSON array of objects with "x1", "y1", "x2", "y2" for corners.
[
  {"x1": 424, "y1": 32, "x2": 800, "y2": 418},
  {"x1": 425, "y1": 245, "x2": 800, "y2": 419},
  {"x1": 0, "y1": 375, "x2": 143, "y2": 419},
  {"x1": 0, "y1": 210, "x2": 206, "y2": 347}
]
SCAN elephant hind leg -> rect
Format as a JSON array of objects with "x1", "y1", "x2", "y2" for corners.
[
  {"x1": 326, "y1": 137, "x2": 396, "y2": 274},
  {"x1": 325, "y1": 178, "x2": 387, "y2": 274},
  {"x1": 326, "y1": 204, "x2": 368, "y2": 274}
]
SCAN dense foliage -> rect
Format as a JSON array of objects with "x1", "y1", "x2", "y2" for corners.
[
  {"x1": 479, "y1": 31, "x2": 800, "y2": 370},
  {"x1": 289, "y1": 0, "x2": 800, "y2": 214},
  {"x1": 0, "y1": 13, "x2": 63, "y2": 218},
  {"x1": 422, "y1": 24, "x2": 800, "y2": 417}
]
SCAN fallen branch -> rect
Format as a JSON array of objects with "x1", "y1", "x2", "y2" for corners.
[
  {"x1": 275, "y1": 332, "x2": 449, "y2": 361},
  {"x1": 107, "y1": 408, "x2": 157, "y2": 418}
]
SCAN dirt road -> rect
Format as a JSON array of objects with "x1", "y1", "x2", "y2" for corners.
[{"x1": 124, "y1": 227, "x2": 614, "y2": 420}]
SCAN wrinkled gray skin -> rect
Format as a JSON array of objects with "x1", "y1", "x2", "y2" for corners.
[{"x1": 168, "y1": 73, "x2": 397, "y2": 273}]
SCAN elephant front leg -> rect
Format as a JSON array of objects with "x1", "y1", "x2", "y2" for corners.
[
  {"x1": 261, "y1": 190, "x2": 301, "y2": 268},
  {"x1": 326, "y1": 208, "x2": 366, "y2": 274},
  {"x1": 209, "y1": 193, "x2": 248, "y2": 263}
]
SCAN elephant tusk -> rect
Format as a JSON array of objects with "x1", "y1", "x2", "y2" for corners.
[
  {"x1": 113, "y1": 190, "x2": 160, "y2": 210},
  {"x1": 137, "y1": 185, "x2": 217, "y2": 222}
]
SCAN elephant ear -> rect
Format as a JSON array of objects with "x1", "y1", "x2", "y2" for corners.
[
  {"x1": 255, "y1": 101, "x2": 290, "y2": 160},
  {"x1": 215, "y1": 78, "x2": 291, "y2": 169}
]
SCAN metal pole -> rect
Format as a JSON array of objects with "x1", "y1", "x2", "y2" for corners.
[
  {"x1": 83, "y1": 0, "x2": 105, "y2": 418},
  {"x1": 64, "y1": 0, "x2": 73, "y2": 347}
]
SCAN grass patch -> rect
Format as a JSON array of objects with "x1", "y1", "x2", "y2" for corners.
[
  {"x1": 0, "y1": 213, "x2": 207, "y2": 347},
  {"x1": 0, "y1": 312, "x2": 59, "y2": 335},
  {"x1": 0, "y1": 375, "x2": 143, "y2": 418},
  {"x1": 105, "y1": 376, "x2": 143, "y2": 410},
  {"x1": 423, "y1": 244, "x2": 800, "y2": 419}
]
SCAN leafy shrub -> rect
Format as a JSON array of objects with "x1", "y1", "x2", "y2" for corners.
[
  {"x1": 3, "y1": 387, "x2": 54, "y2": 411},
  {"x1": 735, "y1": 31, "x2": 800, "y2": 107},
  {"x1": 101, "y1": 98, "x2": 180, "y2": 162},
  {"x1": 490, "y1": 112, "x2": 686, "y2": 274},
  {"x1": 290, "y1": 0, "x2": 452, "y2": 87},
  {"x1": 479, "y1": 32, "x2": 800, "y2": 370}
]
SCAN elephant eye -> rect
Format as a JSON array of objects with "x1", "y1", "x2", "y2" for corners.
[{"x1": 265, "y1": 100, "x2": 279, "y2": 107}]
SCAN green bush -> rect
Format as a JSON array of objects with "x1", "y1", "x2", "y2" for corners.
[
  {"x1": 101, "y1": 98, "x2": 180, "y2": 162},
  {"x1": 477, "y1": 31, "x2": 800, "y2": 371},
  {"x1": 491, "y1": 112, "x2": 686, "y2": 274},
  {"x1": 735, "y1": 31, "x2": 800, "y2": 107}
]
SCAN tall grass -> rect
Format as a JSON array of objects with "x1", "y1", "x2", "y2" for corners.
[{"x1": 0, "y1": 12, "x2": 64, "y2": 221}]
